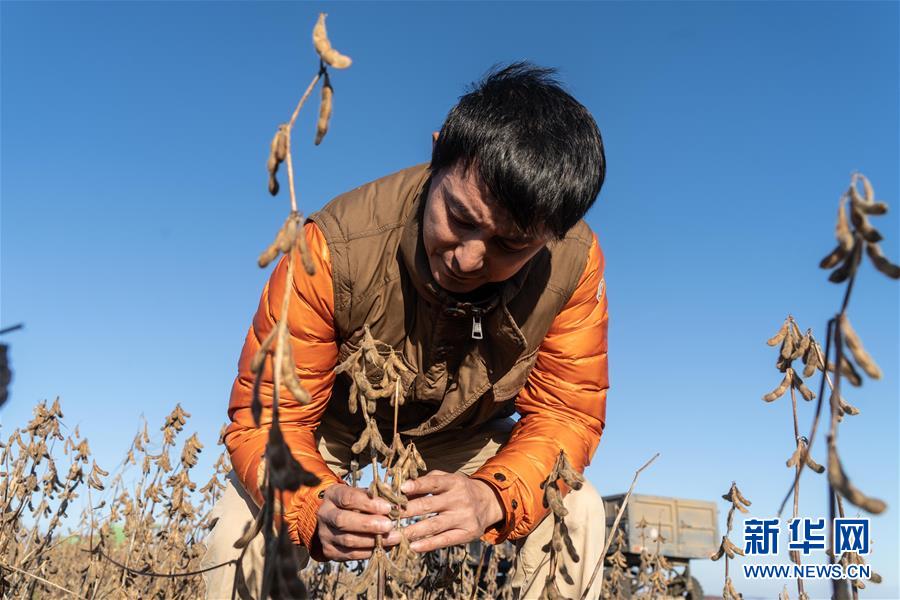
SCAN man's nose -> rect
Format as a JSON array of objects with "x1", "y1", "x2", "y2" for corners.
[{"x1": 454, "y1": 239, "x2": 486, "y2": 274}]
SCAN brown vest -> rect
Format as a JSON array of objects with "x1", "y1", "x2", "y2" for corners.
[{"x1": 309, "y1": 164, "x2": 593, "y2": 437}]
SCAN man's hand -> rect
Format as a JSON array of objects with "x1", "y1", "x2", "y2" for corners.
[
  {"x1": 316, "y1": 485, "x2": 402, "y2": 561},
  {"x1": 399, "y1": 471, "x2": 504, "y2": 552}
]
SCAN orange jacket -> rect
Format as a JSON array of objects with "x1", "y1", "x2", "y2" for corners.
[{"x1": 225, "y1": 220, "x2": 608, "y2": 553}]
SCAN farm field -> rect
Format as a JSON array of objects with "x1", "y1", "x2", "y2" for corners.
[{"x1": 1, "y1": 2, "x2": 897, "y2": 599}]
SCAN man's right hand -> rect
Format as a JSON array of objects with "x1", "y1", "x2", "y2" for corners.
[{"x1": 316, "y1": 484, "x2": 402, "y2": 561}]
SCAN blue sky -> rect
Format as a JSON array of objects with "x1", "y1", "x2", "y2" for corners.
[{"x1": 2, "y1": 2, "x2": 897, "y2": 597}]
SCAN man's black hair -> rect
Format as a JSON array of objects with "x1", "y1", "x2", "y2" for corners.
[{"x1": 430, "y1": 62, "x2": 605, "y2": 240}]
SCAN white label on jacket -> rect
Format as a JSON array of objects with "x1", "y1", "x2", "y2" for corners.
[{"x1": 596, "y1": 277, "x2": 605, "y2": 302}]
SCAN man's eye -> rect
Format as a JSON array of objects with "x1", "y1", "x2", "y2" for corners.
[
  {"x1": 450, "y1": 214, "x2": 476, "y2": 230},
  {"x1": 496, "y1": 239, "x2": 528, "y2": 253}
]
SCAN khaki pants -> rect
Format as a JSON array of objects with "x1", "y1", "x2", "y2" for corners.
[{"x1": 200, "y1": 417, "x2": 605, "y2": 599}]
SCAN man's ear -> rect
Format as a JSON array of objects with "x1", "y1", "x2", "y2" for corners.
[{"x1": 431, "y1": 131, "x2": 439, "y2": 149}]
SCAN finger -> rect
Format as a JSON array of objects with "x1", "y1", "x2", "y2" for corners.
[
  {"x1": 320, "y1": 508, "x2": 393, "y2": 536},
  {"x1": 383, "y1": 529, "x2": 403, "y2": 547},
  {"x1": 330, "y1": 531, "x2": 380, "y2": 550},
  {"x1": 330, "y1": 485, "x2": 392, "y2": 514},
  {"x1": 401, "y1": 491, "x2": 430, "y2": 500},
  {"x1": 401, "y1": 471, "x2": 451, "y2": 497},
  {"x1": 329, "y1": 528, "x2": 403, "y2": 549},
  {"x1": 326, "y1": 542, "x2": 374, "y2": 562},
  {"x1": 400, "y1": 491, "x2": 454, "y2": 519},
  {"x1": 401, "y1": 514, "x2": 454, "y2": 543},
  {"x1": 409, "y1": 528, "x2": 470, "y2": 553}
]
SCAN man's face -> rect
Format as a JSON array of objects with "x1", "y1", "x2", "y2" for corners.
[{"x1": 422, "y1": 161, "x2": 550, "y2": 295}]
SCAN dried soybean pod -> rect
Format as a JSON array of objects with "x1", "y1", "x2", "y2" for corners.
[
  {"x1": 721, "y1": 484, "x2": 750, "y2": 511},
  {"x1": 800, "y1": 346, "x2": 816, "y2": 377},
  {"x1": 371, "y1": 425, "x2": 390, "y2": 455},
  {"x1": 258, "y1": 228, "x2": 285, "y2": 268},
  {"x1": 733, "y1": 486, "x2": 752, "y2": 508},
  {"x1": 279, "y1": 215, "x2": 297, "y2": 253},
  {"x1": 315, "y1": 79, "x2": 333, "y2": 146},
  {"x1": 820, "y1": 244, "x2": 848, "y2": 269},
  {"x1": 767, "y1": 320, "x2": 789, "y2": 346},
  {"x1": 411, "y1": 445, "x2": 426, "y2": 472},
  {"x1": 347, "y1": 377, "x2": 359, "y2": 414},
  {"x1": 792, "y1": 373, "x2": 816, "y2": 401},
  {"x1": 725, "y1": 577, "x2": 741, "y2": 600},
  {"x1": 312, "y1": 13, "x2": 353, "y2": 69},
  {"x1": 562, "y1": 530, "x2": 580, "y2": 563},
  {"x1": 837, "y1": 394, "x2": 860, "y2": 417},
  {"x1": 866, "y1": 242, "x2": 900, "y2": 279},
  {"x1": 860, "y1": 173, "x2": 874, "y2": 202},
  {"x1": 788, "y1": 326, "x2": 806, "y2": 360},
  {"x1": 384, "y1": 357, "x2": 399, "y2": 381},
  {"x1": 251, "y1": 328, "x2": 278, "y2": 373},
  {"x1": 257, "y1": 241, "x2": 279, "y2": 268},
  {"x1": 281, "y1": 335, "x2": 312, "y2": 405},
  {"x1": 710, "y1": 539, "x2": 726, "y2": 561},
  {"x1": 848, "y1": 181, "x2": 864, "y2": 205},
  {"x1": 266, "y1": 127, "x2": 287, "y2": 197},
  {"x1": 804, "y1": 452, "x2": 824, "y2": 474},
  {"x1": 828, "y1": 242, "x2": 863, "y2": 283},
  {"x1": 353, "y1": 371, "x2": 371, "y2": 403},
  {"x1": 775, "y1": 353, "x2": 791, "y2": 372},
  {"x1": 763, "y1": 369, "x2": 792, "y2": 402},
  {"x1": 547, "y1": 490, "x2": 567, "y2": 516},
  {"x1": 275, "y1": 124, "x2": 289, "y2": 161},
  {"x1": 297, "y1": 219, "x2": 317, "y2": 276},
  {"x1": 828, "y1": 444, "x2": 887, "y2": 514},
  {"x1": 269, "y1": 128, "x2": 285, "y2": 163},
  {"x1": 267, "y1": 139, "x2": 279, "y2": 168},
  {"x1": 836, "y1": 199, "x2": 854, "y2": 252},
  {"x1": 312, "y1": 13, "x2": 329, "y2": 54},
  {"x1": 849, "y1": 205, "x2": 883, "y2": 243},
  {"x1": 550, "y1": 533, "x2": 565, "y2": 555},
  {"x1": 811, "y1": 341, "x2": 827, "y2": 373},
  {"x1": 839, "y1": 355, "x2": 863, "y2": 387},
  {"x1": 374, "y1": 478, "x2": 406, "y2": 506},
  {"x1": 351, "y1": 428, "x2": 371, "y2": 455},
  {"x1": 780, "y1": 328, "x2": 795, "y2": 360},
  {"x1": 856, "y1": 201, "x2": 888, "y2": 215},
  {"x1": 332, "y1": 353, "x2": 353, "y2": 374},
  {"x1": 793, "y1": 330, "x2": 811, "y2": 361},
  {"x1": 723, "y1": 541, "x2": 735, "y2": 559},
  {"x1": 840, "y1": 314, "x2": 882, "y2": 379},
  {"x1": 724, "y1": 537, "x2": 745, "y2": 557},
  {"x1": 234, "y1": 506, "x2": 266, "y2": 549}
]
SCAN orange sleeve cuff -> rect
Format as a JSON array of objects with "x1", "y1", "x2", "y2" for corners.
[
  {"x1": 470, "y1": 464, "x2": 522, "y2": 544},
  {"x1": 286, "y1": 478, "x2": 345, "y2": 560}
]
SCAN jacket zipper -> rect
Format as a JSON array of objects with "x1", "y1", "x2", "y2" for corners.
[{"x1": 471, "y1": 315, "x2": 483, "y2": 339}]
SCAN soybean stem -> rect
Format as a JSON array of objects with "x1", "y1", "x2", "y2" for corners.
[
  {"x1": 574, "y1": 452, "x2": 659, "y2": 600},
  {"x1": 285, "y1": 71, "x2": 323, "y2": 214}
]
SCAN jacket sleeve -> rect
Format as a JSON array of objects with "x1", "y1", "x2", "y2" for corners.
[
  {"x1": 224, "y1": 221, "x2": 344, "y2": 555},
  {"x1": 470, "y1": 231, "x2": 608, "y2": 543}
]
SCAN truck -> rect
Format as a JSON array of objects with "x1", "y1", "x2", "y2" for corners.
[{"x1": 602, "y1": 493, "x2": 720, "y2": 599}]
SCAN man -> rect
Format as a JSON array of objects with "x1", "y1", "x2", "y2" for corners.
[{"x1": 202, "y1": 62, "x2": 609, "y2": 599}]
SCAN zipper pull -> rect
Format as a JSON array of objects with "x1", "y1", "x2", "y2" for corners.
[{"x1": 471, "y1": 315, "x2": 483, "y2": 340}]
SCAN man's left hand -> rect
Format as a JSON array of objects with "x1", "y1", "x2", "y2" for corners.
[{"x1": 399, "y1": 470, "x2": 503, "y2": 552}]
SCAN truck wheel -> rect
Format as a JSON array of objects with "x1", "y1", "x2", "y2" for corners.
[{"x1": 686, "y1": 576, "x2": 704, "y2": 600}]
